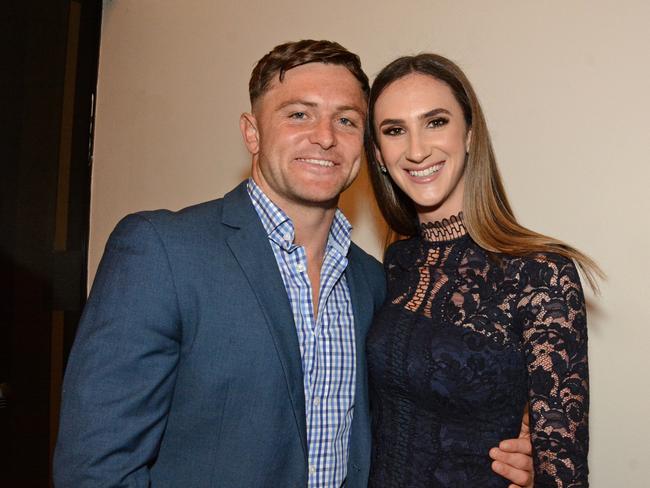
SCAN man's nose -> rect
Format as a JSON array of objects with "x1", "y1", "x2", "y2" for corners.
[{"x1": 309, "y1": 118, "x2": 336, "y2": 149}]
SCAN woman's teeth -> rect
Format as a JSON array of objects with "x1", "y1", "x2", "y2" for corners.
[
  {"x1": 298, "y1": 158, "x2": 334, "y2": 167},
  {"x1": 409, "y1": 163, "x2": 443, "y2": 177}
]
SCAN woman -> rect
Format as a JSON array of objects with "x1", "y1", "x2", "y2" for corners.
[{"x1": 365, "y1": 54, "x2": 601, "y2": 487}]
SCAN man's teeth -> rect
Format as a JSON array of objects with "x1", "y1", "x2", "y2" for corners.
[
  {"x1": 298, "y1": 158, "x2": 334, "y2": 167},
  {"x1": 409, "y1": 163, "x2": 443, "y2": 177}
]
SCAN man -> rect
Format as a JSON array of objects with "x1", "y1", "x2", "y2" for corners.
[{"x1": 54, "y1": 40, "x2": 533, "y2": 487}]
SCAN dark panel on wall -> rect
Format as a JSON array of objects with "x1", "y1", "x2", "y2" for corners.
[{"x1": 0, "y1": 1, "x2": 102, "y2": 485}]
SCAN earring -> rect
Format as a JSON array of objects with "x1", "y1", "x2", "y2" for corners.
[{"x1": 379, "y1": 165, "x2": 388, "y2": 174}]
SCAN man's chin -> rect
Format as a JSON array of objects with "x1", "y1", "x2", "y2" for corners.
[
  {"x1": 292, "y1": 182, "x2": 350, "y2": 208},
  {"x1": 294, "y1": 193, "x2": 340, "y2": 210}
]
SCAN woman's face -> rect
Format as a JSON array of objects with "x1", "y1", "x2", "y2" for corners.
[{"x1": 373, "y1": 73, "x2": 471, "y2": 223}]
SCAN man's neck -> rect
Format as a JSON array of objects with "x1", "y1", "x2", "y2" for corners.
[
  {"x1": 251, "y1": 175, "x2": 337, "y2": 258},
  {"x1": 289, "y1": 204, "x2": 336, "y2": 319},
  {"x1": 253, "y1": 180, "x2": 339, "y2": 317},
  {"x1": 283, "y1": 200, "x2": 336, "y2": 261}
]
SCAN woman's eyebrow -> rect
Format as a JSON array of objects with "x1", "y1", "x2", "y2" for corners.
[
  {"x1": 419, "y1": 107, "x2": 451, "y2": 119},
  {"x1": 379, "y1": 107, "x2": 452, "y2": 127}
]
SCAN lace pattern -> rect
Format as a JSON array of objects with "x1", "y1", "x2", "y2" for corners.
[
  {"x1": 368, "y1": 219, "x2": 588, "y2": 487},
  {"x1": 419, "y1": 212, "x2": 467, "y2": 242}
]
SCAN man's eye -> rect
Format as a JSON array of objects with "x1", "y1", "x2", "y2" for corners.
[
  {"x1": 382, "y1": 127, "x2": 404, "y2": 136},
  {"x1": 428, "y1": 117, "x2": 449, "y2": 128},
  {"x1": 290, "y1": 112, "x2": 307, "y2": 119},
  {"x1": 339, "y1": 117, "x2": 356, "y2": 127}
]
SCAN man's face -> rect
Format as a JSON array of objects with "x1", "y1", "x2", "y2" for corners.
[{"x1": 241, "y1": 63, "x2": 367, "y2": 212}]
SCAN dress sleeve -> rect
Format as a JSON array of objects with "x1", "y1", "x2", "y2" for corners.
[{"x1": 517, "y1": 254, "x2": 589, "y2": 487}]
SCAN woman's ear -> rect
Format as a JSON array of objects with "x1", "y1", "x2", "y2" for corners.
[
  {"x1": 374, "y1": 144, "x2": 389, "y2": 174},
  {"x1": 374, "y1": 144, "x2": 384, "y2": 165},
  {"x1": 239, "y1": 113, "x2": 260, "y2": 155}
]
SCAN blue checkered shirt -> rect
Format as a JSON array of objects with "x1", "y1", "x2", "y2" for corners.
[{"x1": 247, "y1": 179, "x2": 356, "y2": 488}]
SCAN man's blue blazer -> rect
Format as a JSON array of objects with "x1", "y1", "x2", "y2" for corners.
[{"x1": 53, "y1": 181, "x2": 386, "y2": 487}]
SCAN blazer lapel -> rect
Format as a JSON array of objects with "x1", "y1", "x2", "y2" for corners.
[
  {"x1": 222, "y1": 183, "x2": 308, "y2": 459},
  {"x1": 345, "y1": 249, "x2": 375, "y2": 472}
]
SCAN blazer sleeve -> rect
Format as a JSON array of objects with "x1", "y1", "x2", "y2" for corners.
[{"x1": 53, "y1": 213, "x2": 182, "y2": 487}]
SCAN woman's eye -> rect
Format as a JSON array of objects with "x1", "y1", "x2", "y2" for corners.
[
  {"x1": 428, "y1": 117, "x2": 449, "y2": 128},
  {"x1": 382, "y1": 127, "x2": 404, "y2": 136}
]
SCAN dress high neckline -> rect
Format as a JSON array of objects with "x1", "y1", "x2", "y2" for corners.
[{"x1": 419, "y1": 212, "x2": 467, "y2": 242}]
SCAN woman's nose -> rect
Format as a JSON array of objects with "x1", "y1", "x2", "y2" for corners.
[{"x1": 405, "y1": 132, "x2": 430, "y2": 163}]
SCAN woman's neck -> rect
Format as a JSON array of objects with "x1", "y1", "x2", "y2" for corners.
[{"x1": 419, "y1": 211, "x2": 467, "y2": 242}]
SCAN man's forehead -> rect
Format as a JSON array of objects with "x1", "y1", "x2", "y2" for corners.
[{"x1": 258, "y1": 63, "x2": 366, "y2": 111}]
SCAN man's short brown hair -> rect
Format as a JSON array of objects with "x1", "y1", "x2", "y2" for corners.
[{"x1": 249, "y1": 39, "x2": 369, "y2": 107}]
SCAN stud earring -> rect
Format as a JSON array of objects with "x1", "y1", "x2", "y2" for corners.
[{"x1": 379, "y1": 165, "x2": 388, "y2": 174}]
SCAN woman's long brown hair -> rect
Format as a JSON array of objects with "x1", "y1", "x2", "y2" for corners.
[{"x1": 365, "y1": 54, "x2": 604, "y2": 292}]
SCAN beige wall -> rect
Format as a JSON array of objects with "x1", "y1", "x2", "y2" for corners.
[{"x1": 91, "y1": 0, "x2": 650, "y2": 485}]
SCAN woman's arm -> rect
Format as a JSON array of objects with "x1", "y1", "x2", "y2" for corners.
[{"x1": 519, "y1": 254, "x2": 589, "y2": 487}]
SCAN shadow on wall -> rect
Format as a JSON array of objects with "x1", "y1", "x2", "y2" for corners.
[
  {"x1": 339, "y1": 159, "x2": 388, "y2": 250},
  {"x1": 585, "y1": 295, "x2": 607, "y2": 335}
]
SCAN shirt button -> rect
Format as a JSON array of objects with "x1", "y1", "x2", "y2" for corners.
[
  {"x1": 313, "y1": 396, "x2": 321, "y2": 406},
  {"x1": 283, "y1": 232, "x2": 292, "y2": 242},
  {"x1": 295, "y1": 263, "x2": 305, "y2": 273},
  {"x1": 309, "y1": 465, "x2": 316, "y2": 475}
]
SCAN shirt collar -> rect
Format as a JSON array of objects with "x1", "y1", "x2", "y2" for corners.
[{"x1": 246, "y1": 178, "x2": 352, "y2": 255}]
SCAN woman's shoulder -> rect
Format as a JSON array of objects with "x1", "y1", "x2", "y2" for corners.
[
  {"x1": 513, "y1": 251, "x2": 579, "y2": 276},
  {"x1": 383, "y1": 236, "x2": 419, "y2": 262},
  {"x1": 493, "y1": 250, "x2": 582, "y2": 296}
]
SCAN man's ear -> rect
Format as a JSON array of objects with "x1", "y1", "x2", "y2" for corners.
[{"x1": 240, "y1": 112, "x2": 260, "y2": 155}]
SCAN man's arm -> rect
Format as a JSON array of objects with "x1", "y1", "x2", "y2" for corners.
[
  {"x1": 53, "y1": 214, "x2": 182, "y2": 487},
  {"x1": 489, "y1": 407, "x2": 534, "y2": 488}
]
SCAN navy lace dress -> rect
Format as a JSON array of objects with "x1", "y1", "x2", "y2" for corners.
[{"x1": 367, "y1": 214, "x2": 589, "y2": 487}]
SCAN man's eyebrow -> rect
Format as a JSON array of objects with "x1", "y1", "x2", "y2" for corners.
[
  {"x1": 336, "y1": 105, "x2": 366, "y2": 115},
  {"x1": 276, "y1": 100, "x2": 365, "y2": 115},
  {"x1": 276, "y1": 99, "x2": 318, "y2": 110},
  {"x1": 378, "y1": 107, "x2": 452, "y2": 127}
]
